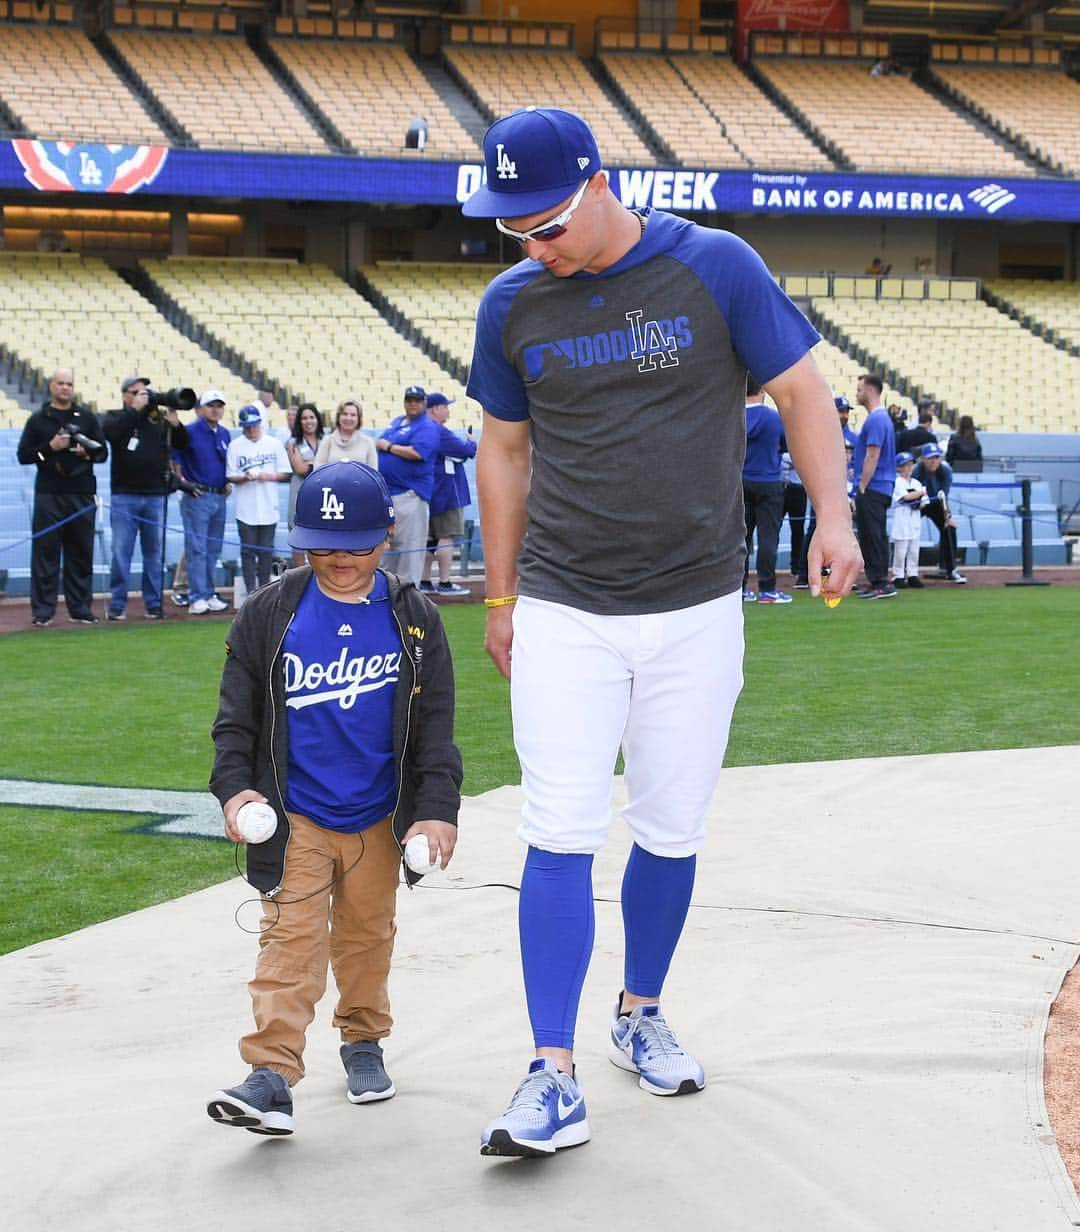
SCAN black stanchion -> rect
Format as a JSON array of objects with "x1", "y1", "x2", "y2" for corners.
[{"x1": 1006, "y1": 477, "x2": 1050, "y2": 587}]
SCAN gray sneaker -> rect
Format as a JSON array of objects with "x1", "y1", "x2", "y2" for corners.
[
  {"x1": 341, "y1": 1040, "x2": 395, "y2": 1104},
  {"x1": 207, "y1": 1067, "x2": 294, "y2": 1135}
]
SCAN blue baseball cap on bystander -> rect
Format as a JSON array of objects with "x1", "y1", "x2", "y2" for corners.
[
  {"x1": 922, "y1": 442, "x2": 943, "y2": 458},
  {"x1": 289, "y1": 461, "x2": 395, "y2": 553}
]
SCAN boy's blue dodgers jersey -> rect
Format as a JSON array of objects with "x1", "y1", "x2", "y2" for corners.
[
  {"x1": 467, "y1": 210, "x2": 819, "y2": 615},
  {"x1": 283, "y1": 572, "x2": 399, "y2": 831}
]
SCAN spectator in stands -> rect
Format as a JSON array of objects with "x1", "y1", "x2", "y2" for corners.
[
  {"x1": 257, "y1": 389, "x2": 277, "y2": 433},
  {"x1": 742, "y1": 377, "x2": 790, "y2": 604},
  {"x1": 865, "y1": 255, "x2": 892, "y2": 274},
  {"x1": 898, "y1": 402, "x2": 937, "y2": 455},
  {"x1": 227, "y1": 404, "x2": 291, "y2": 599},
  {"x1": 287, "y1": 402, "x2": 325, "y2": 566},
  {"x1": 887, "y1": 403, "x2": 908, "y2": 439},
  {"x1": 102, "y1": 376, "x2": 189, "y2": 622},
  {"x1": 913, "y1": 442, "x2": 966, "y2": 583},
  {"x1": 376, "y1": 385, "x2": 440, "y2": 588},
  {"x1": 420, "y1": 391, "x2": 476, "y2": 598},
  {"x1": 854, "y1": 373, "x2": 897, "y2": 599},
  {"x1": 945, "y1": 414, "x2": 983, "y2": 471},
  {"x1": 173, "y1": 390, "x2": 232, "y2": 616},
  {"x1": 890, "y1": 451, "x2": 928, "y2": 589},
  {"x1": 836, "y1": 394, "x2": 859, "y2": 449},
  {"x1": 17, "y1": 367, "x2": 107, "y2": 626},
  {"x1": 314, "y1": 399, "x2": 377, "y2": 470}
]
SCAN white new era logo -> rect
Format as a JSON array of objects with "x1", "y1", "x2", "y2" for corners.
[
  {"x1": 577, "y1": 156, "x2": 590, "y2": 170},
  {"x1": 319, "y1": 487, "x2": 345, "y2": 521},
  {"x1": 495, "y1": 143, "x2": 517, "y2": 180},
  {"x1": 337, "y1": 623, "x2": 353, "y2": 637}
]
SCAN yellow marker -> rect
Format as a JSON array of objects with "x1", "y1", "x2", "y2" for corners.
[{"x1": 821, "y1": 567, "x2": 842, "y2": 609}]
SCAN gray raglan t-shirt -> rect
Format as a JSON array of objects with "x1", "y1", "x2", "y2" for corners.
[{"x1": 466, "y1": 210, "x2": 819, "y2": 615}]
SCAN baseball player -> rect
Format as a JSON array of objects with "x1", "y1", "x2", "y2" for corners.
[{"x1": 462, "y1": 106, "x2": 862, "y2": 1157}]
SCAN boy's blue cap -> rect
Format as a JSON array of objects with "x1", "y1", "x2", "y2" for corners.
[
  {"x1": 896, "y1": 451, "x2": 914, "y2": 466},
  {"x1": 461, "y1": 107, "x2": 601, "y2": 219},
  {"x1": 834, "y1": 395, "x2": 851, "y2": 411},
  {"x1": 290, "y1": 461, "x2": 395, "y2": 552},
  {"x1": 237, "y1": 404, "x2": 262, "y2": 426},
  {"x1": 922, "y1": 441, "x2": 943, "y2": 458}
]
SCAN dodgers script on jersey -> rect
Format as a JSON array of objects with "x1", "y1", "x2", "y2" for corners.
[
  {"x1": 466, "y1": 209, "x2": 819, "y2": 614},
  {"x1": 283, "y1": 574, "x2": 399, "y2": 831}
]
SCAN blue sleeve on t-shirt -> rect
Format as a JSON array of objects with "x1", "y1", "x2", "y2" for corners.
[
  {"x1": 466, "y1": 261, "x2": 545, "y2": 422},
  {"x1": 670, "y1": 225, "x2": 819, "y2": 385}
]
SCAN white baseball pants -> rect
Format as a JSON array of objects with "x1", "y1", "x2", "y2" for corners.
[{"x1": 510, "y1": 591, "x2": 744, "y2": 857}]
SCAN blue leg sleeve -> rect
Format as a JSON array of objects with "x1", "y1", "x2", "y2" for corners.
[
  {"x1": 622, "y1": 844, "x2": 696, "y2": 1000},
  {"x1": 519, "y1": 847, "x2": 595, "y2": 1051}
]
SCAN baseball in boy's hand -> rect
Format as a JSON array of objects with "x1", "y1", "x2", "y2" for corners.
[
  {"x1": 404, "y1": 833, "x2": 442, "y2": 874},
  {"x1": 235, "y1": 801, "x2": 278, "y2": 844}
]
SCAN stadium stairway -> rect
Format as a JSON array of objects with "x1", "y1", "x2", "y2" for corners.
[
  {"x1": 982, "y1": 285, "x2": 1080, "y2": 358},
  {"x1": 252, "y1": 30, "x2": 356, "y2": 156},
  {"x1": 93, "y1": 31, "x2": 193, "y2": 149},
  {"x1": 915, "y1": 69, "x2": 1052, "y2": 177},
  {"x1": 592, "y1": 58, "x2": 678, "y2": 164},
  {"x1": 415, "y1": 56, "x2": 490, "y2": 152},
  {"x1": 742, "y1": 59, "x2": 852, "y2": 171},
  {"x1": 0, "y1": 91, "x2": 25, "y2": 140},
  {"x1": 119, "y1": 266, "x2": 286, "y2": 403},
  {"x1": 583, "y1": 56, "x2": 671, "y2": 164}
]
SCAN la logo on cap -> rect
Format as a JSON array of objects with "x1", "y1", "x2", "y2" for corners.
[
  {"x1": 495, "y1": 143, "x2": 517, "y2": 181},
  {"x1": 320, "y1": 487, "x2": 346, "y2": 521}
]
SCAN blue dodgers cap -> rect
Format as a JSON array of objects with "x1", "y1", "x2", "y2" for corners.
[
  {"x1": 896, "y1": 451, "x2": 915, "y2": 466},
  {"x1": 404, "y1": 385, "x2": 426, "y2": 401},
  {"x1": 922, "y1": 441, "x2": 943, "y2": 458},
  {"x1": 461, "y1": 107, "x2": 601, "y2": 219},
  {"x1": 834, "y1": 395, "x2": 851, "y2": 411},
  {"x1": 237, "y1": 403, "x2": 263, "y2": 426},
  {"x1": 290, "y1": 462, "x2": 395, "y2": 552},
  {"x1": 425, "y1": 392, "x2": 454, "y2": 408}
]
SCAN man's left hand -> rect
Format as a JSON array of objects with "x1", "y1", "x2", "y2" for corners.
[{"x1": 401, "y1": 820, "x2": 457, "y2": 870}]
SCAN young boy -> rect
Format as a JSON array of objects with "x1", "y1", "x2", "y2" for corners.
[
  {"x1": 890, "y1": 451, "x2": 928, "y2": 589},
  {"x1": 207, "y1": 460, "x2": 462, "y2": 1136}
]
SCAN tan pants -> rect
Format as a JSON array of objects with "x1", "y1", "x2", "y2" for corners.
[{"x1": 240, "y1": 813, "x2": 400, "y2": 1087}]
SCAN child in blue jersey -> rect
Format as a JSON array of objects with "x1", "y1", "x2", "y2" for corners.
[{"x1": 207, "y1": 461, "x2": 462, "y2": 1137}]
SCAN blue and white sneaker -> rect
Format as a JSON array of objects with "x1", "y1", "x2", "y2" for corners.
[
  {"x1": 609, "y1": 1000, "x2": 705, "y2": 1096},
  {"x1": 480, "y1": 1058, "x2": 590, "y2": 1157},
  {"x1": 207, "y1": 1067, "x2": 294, "y2": 1135}
]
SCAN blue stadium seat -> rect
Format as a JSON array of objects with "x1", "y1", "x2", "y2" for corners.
[{"x1": 971, "y1": 514, "x2": 1021, "y2": 565}]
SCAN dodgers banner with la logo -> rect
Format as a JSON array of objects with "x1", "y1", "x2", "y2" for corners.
[{"x1": 5, "y1": 140, "x2": 1080, "y2": 222}]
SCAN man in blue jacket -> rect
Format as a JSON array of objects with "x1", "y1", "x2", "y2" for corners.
[
  {"x1": 375, "y1": 385, "x2": 440, "y2": 586},
  {"x1": 742, "y1": 376, "x2": 791, "y2": 604},
  {"x1": 420, "y1": 392, "x2": 477, "y2": 597}
]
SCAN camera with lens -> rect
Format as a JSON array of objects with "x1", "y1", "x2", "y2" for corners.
[
  {"x1": 166, "y1": 472, "x2": 205, "y2": 497},
  {"x1": 64, "y1": 423, "x2": 104, "y2": 453},
  {"x1": 144, "y1": 386, "x2": 197, "y2": 413}
]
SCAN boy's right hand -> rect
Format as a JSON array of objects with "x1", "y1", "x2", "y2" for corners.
[{"x1": 223, "y1": 789, "x2": 269, "y2": 843}]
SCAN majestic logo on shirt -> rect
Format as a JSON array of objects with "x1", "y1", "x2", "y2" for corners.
[
  {"x1": 13, "y1": 141, "x2": 169, "y2": 194},
  {"x1": 283, "y1": 649, "x2": 400, "y2": 711},
  {"x1": 337, "y1": 623, "x2": 353, "y2": 637},
  {"x1": 495, "y1": 144, "x2": 517, "y2": 181},
  {"x1": 522, "y1": 311, "x2": 693, "y2": 379},
  {"x1": 320, "y1": 488, "x2": 346, "y2": 521}
]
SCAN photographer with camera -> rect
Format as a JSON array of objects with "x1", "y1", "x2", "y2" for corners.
[
  {"x1": 172, "y1": 390, "x2": 233, "y2": 615},
  {"x1": 17, "y1": 367, "x2": 108, "y2": 627},
  {"x1": 102, "y1": 376, "x2": 192, "y2": 622}
]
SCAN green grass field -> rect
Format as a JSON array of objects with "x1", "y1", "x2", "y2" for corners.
[{"x1": 2, "y1": 587, "x2": 1077, "y2": 953}]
